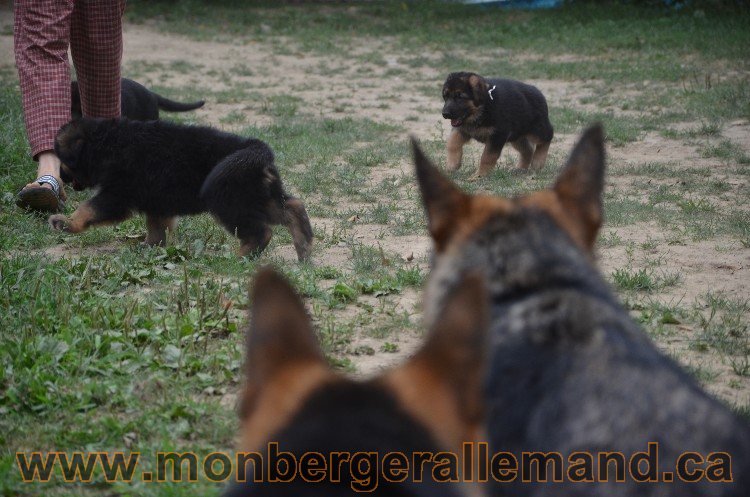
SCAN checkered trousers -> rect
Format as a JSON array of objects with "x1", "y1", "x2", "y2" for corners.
[{"x1": 14, "y1": 0, "x2": 126, "y2": 159}]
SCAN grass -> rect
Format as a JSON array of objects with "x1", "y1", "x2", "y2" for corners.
[
  {"x1": 701, "y1": 139, "x2": 750, "y2": 164},
  {"x1": 611, "y1": 267, "x2": 681, "y2": 293},
  {"x1": 2, "y1": 1, "x2": 749, "y2": 494},
  {"x1": 124, "y1": 1, "x2": 750, "y2": 60},
  {"x1": 551, "y1": 107, "x2": 645, "y2": 146},
  {"x1": 689, "y1": 293, "x2": 750, "y2": 377}
]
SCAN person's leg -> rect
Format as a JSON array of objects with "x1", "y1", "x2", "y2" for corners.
[
  {"x1": 70, "y1": 0, "x2": 125, "y2": 119},
  {"x1": 14, "y1": 0, "x2": 75, "y2": 208}
]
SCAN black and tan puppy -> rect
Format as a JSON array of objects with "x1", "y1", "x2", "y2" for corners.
[
  {"x1": 50, "y1": 118, "x2": 313, "y2": 261},
  {"x1": 224, "y1": 267, "x2": 487, "y2": 496},
  {"x1": 71, "y1": 78, "x2": 205, "y2": 120},
  {"x1": 442, "y1": 72, "x2": 553, "y2": 179}
]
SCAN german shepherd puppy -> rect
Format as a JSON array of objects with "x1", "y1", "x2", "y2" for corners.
[
  {"x1": 412, "y1": 126, "x2": 750, "y2": 496},
  {"x1": 71, "y1": 78, "x2": 205, "y2": 120},
  {"x1": 224, "y1": 267, "x2": 488, "y2": 496},
  {"x1": 442, "y1": 72, "x2": 553, "y2": 179},
  {"x1": 50, "y1": 118, "x2": 313, "y2": 261}
]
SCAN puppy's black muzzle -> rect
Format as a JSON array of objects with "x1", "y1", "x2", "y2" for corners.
[
  {"x1": 441, "y1": 103, "x2": 454, "y2": 120},
  {"x1": 442, "y1": 103, "x2": 467, "y2": 128}
]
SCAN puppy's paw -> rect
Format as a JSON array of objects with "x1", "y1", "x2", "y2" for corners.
[
  {"x1": 48, "y1": 214, "x2": 69, "y2": 231},
  {"x1": 446, "y1": 162, "x2": 461, "y2": 172}
]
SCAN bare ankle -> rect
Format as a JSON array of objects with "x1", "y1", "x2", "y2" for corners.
[{"x1": 37, "y1": 152, "x2": 62, "y2": 179}]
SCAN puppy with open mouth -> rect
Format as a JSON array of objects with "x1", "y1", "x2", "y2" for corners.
[{"x1": 442, "y1": 72, "x2": 553, "y2": 179}]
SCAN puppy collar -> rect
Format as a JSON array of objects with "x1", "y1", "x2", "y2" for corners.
[{"x1": 488, "y1": 85, "x2": 497, "y2": 101}]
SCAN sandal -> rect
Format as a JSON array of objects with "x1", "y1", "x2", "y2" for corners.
[{"x1": 16, "y1": 175, "x2": 66, "y2": 213}]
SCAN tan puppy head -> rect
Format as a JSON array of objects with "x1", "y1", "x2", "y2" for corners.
[{"x1": 442, "y1": 71, "x2": 490, "y2": 128}]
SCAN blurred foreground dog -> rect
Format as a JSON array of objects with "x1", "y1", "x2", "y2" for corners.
[
  {"x1": 224, "y1": 267, "x2": 487, "y2": 496},
  {"x1": 71, "y1": 78, "x2": 205, "y2": 120},
  {"x1": 441, "y1": 72, "x2": 553, "y2": 178},
  {"x1": 50, "y1": 118, "x2": 312, "y2": 261},
  {"x1": 412, "y1": 126, "x2": 749, "y2": 496}
]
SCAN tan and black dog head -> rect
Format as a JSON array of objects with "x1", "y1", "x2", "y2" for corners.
[
  {"x1": 442, "y1": 72, "x2": 490, "y2": 128},
  {"x1": 413, "y1": 124, "x2": 605, "y2": 256},
  {"x1": 233, "y1": 267, "x2": 488, "y2": 494},
  {"x1": 54, "y1": 118, "x2": 96, "y2": 191},
  {"x1": 414, "y1": 125, "x2": 604, "y2": 329}
]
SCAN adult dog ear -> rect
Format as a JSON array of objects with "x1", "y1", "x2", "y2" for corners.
[
  {"x1": 553, "y1": 124, "x2": 606, "y2": 250},
  {"x1": 238, "y1": 267, "x2": 333, "y2": 450},
  {"x1": 411, "y1": 135, "x2": 470, "y2": 252},
  {"x1": 382, "y1": 273, "x2": 488, "y2": 450},
  {"x1": 242, "y1": 267, "x2": 327, "y2": 403}
]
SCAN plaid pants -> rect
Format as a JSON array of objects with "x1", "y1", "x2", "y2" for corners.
[{"x1": 14, "y1": 0, "x2": 126, "y2": 159}]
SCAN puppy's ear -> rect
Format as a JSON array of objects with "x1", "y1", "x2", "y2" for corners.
[
  {"x1": 553, "y1": 124, "x2": 606, "y2": 250},
  {"x1": 468, "y1": 73, "x2": 489, "y2": 103},
  {"x1": 54, "y1": 120, "x2": 86, "y2": 167},
  {"x1": 382, "y1": 274, "x2": 488, "y2": 450},
  {"x1": 238, "y1": 267, "x2": 332, "y2": 449},
  {"x1": 411, "y1": 136, "x2": 470, "y2": 251}
]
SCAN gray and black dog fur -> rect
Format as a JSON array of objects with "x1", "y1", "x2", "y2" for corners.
[
  {"x1": 442, "y1": 72, "x2": 553, "y2": 178},
  {"x1": 51, "y1": 117, "x2": 312, "y2": 261},
  {"x1": 71, "y1": 78, "x2": 204, "y2": 121},
  {"x1": 412, "y1": 125, "x2": 749, "y2": 496}
]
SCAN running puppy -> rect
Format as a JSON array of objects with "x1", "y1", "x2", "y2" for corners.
[
  {"x1": 50, "y1": 118, "x2": 313, "y2": 261},
  {"x1": 224, "y1": 267, "x2": 487, "y2": 496},
  {"x1": 71, "y1": 78, "x2": 205, "y2": 120},
  {"x1": 412, "y1": 127, "x2": 749, "y2": 496},
  {"x1": 442, "y1": 72, "x2": 553, "y2": 178}
]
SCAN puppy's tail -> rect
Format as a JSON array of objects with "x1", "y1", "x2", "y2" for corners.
[
  {"x1": 200, "y1": 141, "x2": 313, "y2": 261},
  {"x1": 154, "y1": 93, "x2": 205, "y2": 113},
  {"x1": 282, "y1": 193, "x2": 314, "y2": 262}
]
